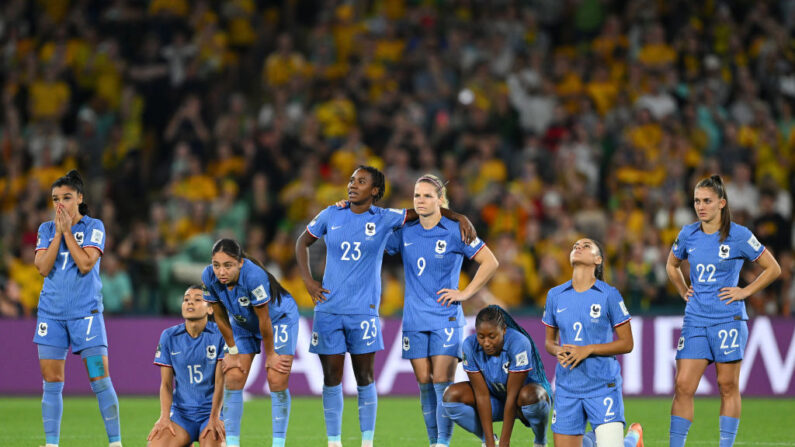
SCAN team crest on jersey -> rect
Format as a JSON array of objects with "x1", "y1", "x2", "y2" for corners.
[
  {"x1": 365, "y1": 222, "x2": 376, "y2": 236},
  {"x1": 502, "y1": 360, "x2": 510, "y2": 374},
  {"x1": 311, "y1": 331, "x2": 319, "y2": 346},
  {"x1": 206, "y1": 345, "x2": 217, "y2": 360},
  {"x1": 677, "y1": 336, "x2": 685, "y2": 351},
  {"x1": 74, "y1": 232, "x2": 84, "y2": 245},
  {"x1": 673, "y1": 238, "x2": 679, "y2": 251},
  {"x1": 719, "y1": 244, "x2": 730, "y2": 259},
  {"x1": 38, "y1": 322, "x2": 48, "y2": 336},
  {"x1": 238, "y1": 296, "x2": 250, "y2": 307},
  {"x1": 435, "y1": 240, "x2": 447, "y2": 254},
  {"x1": 590, "y1": 304, "x2": 602, "y2": 318},
  {"x1": 402, "y1": 336, "x2": 410, "y2": 351}
]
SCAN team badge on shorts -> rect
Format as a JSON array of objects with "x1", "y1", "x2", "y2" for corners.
[
  {"x1": 719, "y1": 244, "x2": 730, "y2": 259},
  {"x1": 38, "y1": 322, "x2": 48, "y2": 336},
  {"x1": 590, "y1": 304, "x2": 602, "y2": 318},
  {"x1": 312, "y1": 331, "x2": 319, "y2": 346},
  {"x1": 238, "y1": 296, "x2": 250, "y2": 307},
  {"x1": 677, "y1": 336, "x2": 685, "y2": 351},
  {"x1": 435, "y1": 240, "x2": 447, "y2": 254},
  {"x1": 365, "y1": 222, "x2": 376, "y2": 236},
  {"x1": 206, "y1": 345, "x2": 217, "y2": 360},
  {"x1": 402, "y1": 336, "x2": 410, "y2": 351}
]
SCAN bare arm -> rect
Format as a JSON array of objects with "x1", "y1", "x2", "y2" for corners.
[
  {"x1": 62, "y1": 232, "x2": 101, "y2": 275},
  {"x1": 544, "y1": 325, "x2": 563, "y2": 357},
  {"x1": 719, "y1": 249, "x2": 782, "y2": 304},
  {"x1": 34, "y1": 233, "x2": 62, "y2": 276},
  {"x1": 200, "y1": 360, "x2": 226, "y2": 441},
  {"x1": 210, "y1": 302, "x2": 235, "y2": 348},
  {"x1": 666, "y1": 250, "x2": 693, "y2": 301},
  {"x1": 560, "y1": 321, "x2": 634, "y2": 369},
  {"x1": 295, "y1": 230, "x2": 329, "y2": 303},
  {"x1": 147, "y1": 366, "x2": 177, "y2": 440},
  {"x1": 499, "y1": 371, "x2": 529, "y2": 446},
  {"x1": 437, "y1": 245, "x2": 499, "y2": 305},
  {"x1": 469, "y1": 371, "x2": 496, "y2": 447}
]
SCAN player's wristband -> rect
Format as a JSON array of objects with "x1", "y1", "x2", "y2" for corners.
[{"x1": 227, "y1": 345, "x2": 238, "y2": 355}]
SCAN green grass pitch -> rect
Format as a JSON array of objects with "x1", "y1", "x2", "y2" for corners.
[{"x1": 2, "y1": 396, "x2": 793, "y2": 446}]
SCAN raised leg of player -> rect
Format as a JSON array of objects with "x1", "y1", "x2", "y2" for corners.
[
  {"x1": 223, "y1": 353, "x2": 255, "y2": 447},
  {"x1": 670, "y1": 358, "x2": 709, "y2": 447},
  {"x1": 517, "y1": 383, "x2": 549, "y2": 446},
  {"x1": 320, "y1": 354, "x2": 346, "y2": 446},
  {"x1": 39, "y1": 359, "x2": 65, "y2": 447},
  {"x1": 268, "y1": 356, "x2": 294, "y2": 447},
  {"x1": 716, "y1": 361, "x2": 742, "y2": 447},
  {"x1": 410, "y1": 358, "x2": 438, "y2": 446},
  {"x1": 351, "y1": 353, "x2": 377, "y2": 447},
  {"x1": 430, "y1": 355, "x2": 457, "y2": 447},
  {"x1": 84, "y1": 352, "x2": 122, "y2": 446},
  {"x1": 441, "y1": 383, "x2": 484, "y2": 442}
]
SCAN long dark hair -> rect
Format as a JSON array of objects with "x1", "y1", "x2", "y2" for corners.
[
  {"x1": 211, "y1": 238, "x2": 288, "y2": 305},
  {"x1": 356, "y1": 165, "x2": 385, "y2": 203},
  {"x1": 695, "y1": 174, "x2": 732, "y2": 242},
  {"x1": 475, "y1": 305, "x2": 552, "y2": 398},
  {"x1": 591, "y1": 239, "x2": 605, "y2": 281},
  {"x1": 51, "y1": 170, "x2": 89, "y2": 216}
]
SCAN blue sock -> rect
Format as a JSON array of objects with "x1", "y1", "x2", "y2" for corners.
[
  {"x1": 224, "y1": 389, "x2": 243, "y2": 446},
  {"x1": 442, "y1": 401, "x2": 483, "y2": 441},
  {"x1": 357, "y1": 383, "x2": 378, "y2": 438},
  {"x1": 42, "y1": 381, "x2": 64, "y2": 445},
  {"x1": 434, "y1": 382, "x2": 453, "y2": 446},
  {"x1": 719, "y1": 416, "x2": 740, "y2": 447},
  {"x1": 521, "y1": 400, "x2": 550, "y2": 445},
  {"x1": 271, "y1": 390, "x2": 291, "y2": 446},
  {"x1": 418, "y1": 383, "x2": 437, "y2": 444},
  {"x1": 323, "y1": 384, "x2": 344, "y2": 439},
  {"x1": 670, "y1": 415, "x2": 692, "y2": 447},
  {"x1": 89, "y1": 377, "x2": 121, "y2": 443},
  {"x1": 583, "y1": 430, "x2": 596, "y2": 447}
]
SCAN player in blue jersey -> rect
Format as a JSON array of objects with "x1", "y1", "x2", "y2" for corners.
[
  {"x1": 441, "y1": 305, "x2": 551, "y2": 447},
  {"x1": 666, "y1": 175, "x2": 780, "y2": 447},
  {"x1": 295, "y1": 166, "x2": 476, "y2": 447},
  {"x1": 33, "y1": 170, "x2": 122, "y2": 447},
  {"x1": 542, "y1": 238, "x2": 643, "y2": 447},
  {"x1": 147, "y1": 285, "x2": 226, "y2": 446},
  {"x1": 384, "y1": 174, "x2": 498, "y2": 447},
  {"x1": 202, "y1": 238, "x2": 299, "y2": 447}
]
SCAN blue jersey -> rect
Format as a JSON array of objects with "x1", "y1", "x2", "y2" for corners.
[
  {"x1": 306, "y1": 205, "x2": 407, "y2": 315},
  {"x1": 542, "y1": 280, "x2": 631, "y2": 398},
  {"x1": 672, "y1": 222, "x2": 765, "y2": 326},
  {"x1": 35, "y1": 216, "x2": 106, "y2": 319},
  {"x1": 153, "y1": 322, "x2": 225, "y2": 415},
  {"x1": 385, "y1": 218, "x2": 484, "y2": 331},
  {"x1": 462, "y1": 328, "x2": 539, "y2": 399},
  {"x1": 202, "y1": 260, "x2": 298, "y2": 335}
]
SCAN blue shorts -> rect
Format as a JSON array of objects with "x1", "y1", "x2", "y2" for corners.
[
  {"x1": 33, "y1": 314, "x2": 108, "y2": 355},
  {"x1": 171, "y1": 407, "x2": 211, "y2": 443},
  {"x1": 676, "y1": 320, "x2": 748, "y2": 363},
  {"x1": 309, "y1": 311, "x2": 383, "y2": 355},
  {"x1": 552, "y1": 387, "x2": 625, "y2": 435},
  {"x1": 231, "y1": 315, "x2": 298, "y2": 356},
  {"x1": 402, "y1": 327, "x2": 463, "y2": 360},
  {"x1": 481, "y1": 395, "x2": 532, "y2": 427}
]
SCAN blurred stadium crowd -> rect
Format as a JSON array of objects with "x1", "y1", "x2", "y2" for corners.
[{"x1": 0, "y1": 0, "x2": 793, "y2": 318}]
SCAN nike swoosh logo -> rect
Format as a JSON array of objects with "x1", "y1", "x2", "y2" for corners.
[
  {"x1": 331, "y1": 225, "x2": 342, "y2": 230},
  {"x1": 604, "y1": 417, "x2": 615, "y2": 422},
  {"x1": 274, "y1": 345, "x2": 286, "y2": 350},
  {"x1": 442, "y1": 343, "x2": 456, "y2": 348},
  {"x1": 86, "y1": 335, "x2": 97, "y2": 341},
  {"x1": 723, "y1": 350, "x2": 736, "y2": 355},
  {"x1": 404, "y1": 242, "x2": 413, "y2": 246},
  {"x1": 171, "y1": 351, "x2": 181, "y2": 355},
  {"x1": 366, "y1": 340, "x2": 376, "y2": 346},
  {"x1": 556, "y1": 308, "x2": 567, "y2": 313}
]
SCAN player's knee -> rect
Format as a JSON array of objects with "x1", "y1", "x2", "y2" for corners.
[
  {"x1": 267, "y1": 370, "x2": 289, "y2": 391},
  {"x1": 717, "y1": 375, "x2": 740, "y2": 395},
  {"x1": 225, "y1": 369, "x2": 247, "y2": 390},
  {"x1": 674, "y1": 376, "x2": 698, "y2": 398},
  {"x1": 517, "y1": 384, "x2": 546, "y2": 406},
  {"x1": 442, "y1": 385, "x2": 463, "y2": 403},
  {"x1": 353, "y1": 367, "x2": 374, "y2": 386}
]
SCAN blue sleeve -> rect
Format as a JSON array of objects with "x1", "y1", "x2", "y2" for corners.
[
  {"x1": 246, "y1": 266, "x2": 272, "y2": 306},
  {"x1": 672, "y1": 227, "x2": 687, "y2": 260},
  {"x1": 541, "y1": 291, "x2": 557, "y2": 328},
  {"x1": 386, "y1": 207, "x2": 408, "y2": 229},
  {"x1": 36, "y1": 222, "x2": 52, "y2": 251},
  {"x1": 306, "y1": 207, "x2": 331, "y2": 238},
  {"x1": 154, "y1": 330, "x2": 172, "y2": 367},
  {"x1": 201, "y1": 267, "x2": 219, "y2": 303},
  {"x1": 607, "y1": 286, "x2": 631, "y2": 328},
  {"x1": 84, "y1": 219, "x2": 106, "y2": 253},
  {"x1": 385, "y1": 229, "x2": 402, "y2": 256},
  {"x1": 462, "y1": 336, "x2": 480, "y2": 373},
  {"x1": 507, "y1": 333, "x2": 533, "y2": 373},
  {"x1": 737, "y1": 226, "x2": 766, "y2": 262},
  {"x1": 462, "y1": 234, "x2": 485, "y2": 259}
]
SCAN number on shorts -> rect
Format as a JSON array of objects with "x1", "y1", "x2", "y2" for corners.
[
  {"x1": 187, "y1": 364, "x2": 203, "y2": 384},
  {"x1": 573, "y1": 321, "x2": 583, "y2": 342},
  {"x1": 417, "y1": 257, "x2": 426, "y2": 276},
  {"x1": 718, "y1": 328, "x2": 740, "y2": 349},
  {"x1": 273, "y1": 324, "x2": 289, "y2": 343},
  {"x1": 696, "y1": 263, "x2": 717, "y2": 283},
  {"x1": 360, "y1": 318, "x2": 377, "y2": 340},
  {"x1": 444, "y1": 327, "x2": 455, "y2": 342},
  {"x1": 60, "y1": 252, "x2": 69, "y2": 270},
  {"x1": 341, "y1": 241, "x2": 362, "y2": 261},
  {"x1": 84, "y1": 315, "x2": 94, "y2": 335},
  {"x1": 603, "y1": 397, "x2": 615, "y2": 418}
]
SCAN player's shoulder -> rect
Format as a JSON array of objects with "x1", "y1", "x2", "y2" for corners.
[
  {"x1": 38, "y1": 220, "x2": 55, "y2": 231},
  {"x1": 241, "y1": 259, "x2": 267, "y2": 282},
  {"x1": 504, "y1": 327, "x2": 528, "y2": 345},
  {"x1": 547, "y1": 280, "x2": 573, "y2": 297},
  {"x1": 728, "y1": 221, "x2": 752, "y2": 240},
  {"x1": 205, "y1": 321, "x2": 222, "y2": 336},
  {"x1": 81, "y1": 215, "x2": 104, "y2": 226},
  {"x1": 679, "y1": 221, "x2": 701, "y2": 238},
  {"x1": 201, "y1": 265, "x2": 217, "y2": 283},
  {"x1": 594, "y1": 279, "x2": 620, "y2": 296},
  {"x1": 372, "y1": 205, "x2": 405, "y2": 217},
  {"x1": 163, "y1": 323, "x2": 187, "y2": 338},
  {"x1": 463, "y1": 333, "x2": 479, "y2": 350}
]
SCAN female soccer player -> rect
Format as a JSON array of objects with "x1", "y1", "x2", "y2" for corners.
[
  {"x1": 148, "y1": 285, "x2": 226, "y2": 446},
  {"x1": 542, "y1": 238, "x2": 643, "y2": 447},
  {"x1": 385, "y1": 174, "x2": 499, "y2": 447},
  {"x1": 442, "y1": 305, "x2": 551, "y2": 447},
  {"x1": 295, "y1": 165, "x2": 476, "y2": 447},
  {"x1": 33, "y1": 170, "x2": 122, "y2": 447},
  {"x1": 202, "y1": 238, "x2": 299, "y2": 447},
  {"x1": 666, "y1": 175, "x2": 780, "y2": 447}
]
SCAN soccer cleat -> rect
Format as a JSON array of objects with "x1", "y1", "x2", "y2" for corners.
[{"x1": 628, "y1": 422, "x2": 644, "y2": 447}]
